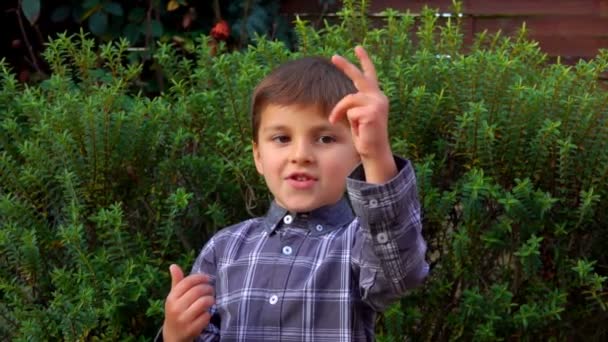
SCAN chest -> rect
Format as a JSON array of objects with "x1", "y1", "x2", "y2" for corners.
[
  {"x1": 210, "y1": 223, "x2": 375, "y2": 340},
  {"x1": 216, "y1": 227, "x2": 354, "y2": 293}
]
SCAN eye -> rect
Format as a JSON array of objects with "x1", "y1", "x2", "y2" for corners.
[
  {"x1": 272, "y1": 135, "x2": 290, "y2": 144},
  {"x1": 317, "y1": 135, "x2": 336, "y2": 144}
]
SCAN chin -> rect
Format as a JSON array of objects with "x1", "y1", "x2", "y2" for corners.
[
  {"x1": 282, "y1": 200, "x2": 323, "y2": 213},
  {"x1": 286, "y1": 205, "x2": 320, "y2": 213}
]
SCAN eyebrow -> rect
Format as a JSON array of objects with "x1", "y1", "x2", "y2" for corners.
[
  {"x1": 262, "y1": 123, "x2": 336, "y2": 133},
  {"x1": 261, "y1": 125, "x2": 289, "y2": 133}
]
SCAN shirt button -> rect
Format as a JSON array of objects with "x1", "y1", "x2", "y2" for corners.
[
  {"x1": 282, "y1": 246, "x2": 293, "y2": 255},
  {"x1": 369, "y1": 199, "x2": 378, "y2": 208},
  {"x1": 269, "y1": 294, "x2": 279, "y2": 305},
  {"x1": 283, "y1": 215, "x2": 293, "y2": 224},
  {"x1": 376, "y1": 232, "x2": 388, "y2": 244},
  {"x1": 315, "y1": 224, "x2": 323, "y2": 232}
]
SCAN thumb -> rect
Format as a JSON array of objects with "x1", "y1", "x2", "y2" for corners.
[{"x1": 169, "y1": 264, "x2": 184, "y2": 289}]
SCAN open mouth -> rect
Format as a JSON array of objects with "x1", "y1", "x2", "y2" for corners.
[
  {"x1": 290, "y1": 175, "x2": 314, "y2": 181},
  {"x1": 286, "y1": 173, "x2": 317, "y2": 189}
]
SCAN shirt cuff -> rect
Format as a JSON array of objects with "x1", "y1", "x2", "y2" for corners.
[
  {"x1": 346, "y1": 155, "x2": 420, "y2": 244},
  {"x1": 346, "y1": 155, "x2": 414, "y2": 220}
]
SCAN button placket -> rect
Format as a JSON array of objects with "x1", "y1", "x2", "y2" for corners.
[{"x1": 376, "y1": 232, "x2": 389, "y2": 244}]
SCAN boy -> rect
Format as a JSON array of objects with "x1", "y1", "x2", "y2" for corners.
[{"x1": 158, "y1": 46, "x2": 429, "y2": 341}]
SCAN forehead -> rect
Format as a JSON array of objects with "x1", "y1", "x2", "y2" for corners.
[
  {"x1": 259, "y1": 104, "x2": 323, "y2": 125},
  {"x1": 258, "y1": 103, "x2": 348, "y2": 129}
]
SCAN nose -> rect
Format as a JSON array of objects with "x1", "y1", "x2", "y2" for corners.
[{"x1": 290, "y1": 139, "x2": 314, "y2": 164}]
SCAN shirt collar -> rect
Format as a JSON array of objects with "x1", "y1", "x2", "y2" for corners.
[{"x1": 262, "y1": 197, "x2": 354, "y2": 235}]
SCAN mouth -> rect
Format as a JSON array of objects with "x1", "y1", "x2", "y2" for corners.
[
  {"x1": 286, "y1": 172, "x2": 317, "y2": 181},
  {"x1": 285, "y1": 173, "x2": 318, "y2": 189}
]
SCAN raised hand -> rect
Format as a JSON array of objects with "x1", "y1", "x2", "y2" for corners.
[
  {"x1": 162, "y1": 264, "x2": 215, "y2": 342},
  {"x1": 330, "y1": 46, "x2": 397, "y2": 184}
]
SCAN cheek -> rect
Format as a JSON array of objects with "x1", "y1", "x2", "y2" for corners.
[
  {"x1": 260, "y1": 152, "x2": 283, "y2": 172},
  {"x1": 326, "y1": 155, "x2": 359, "y2": 177},
  {"x1": 342, "y1": 148, "x2": 361, "y2": 169}
]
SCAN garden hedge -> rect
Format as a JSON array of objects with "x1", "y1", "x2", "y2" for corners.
[{"x1": 1, "y1": 1, "x2": 607, "y2": 340}]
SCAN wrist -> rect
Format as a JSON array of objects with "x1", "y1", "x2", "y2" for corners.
[
  {"x1": 360, "y1": 149, "x2": 397, "y2": 184},
  {"x1": 162, "y1": 326, "x2": 189, "y2": 342}
]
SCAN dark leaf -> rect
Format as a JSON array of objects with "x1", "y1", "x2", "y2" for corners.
[
  {"x1": 150, "y1": 20, "x2": 164, "y2": 38},
  {"x1": 83, "y1": 0, "x2": 100, "y2": 9},
  {"x1": 51, "y1": 6, "x2": 70, "y2": 23},
  {"x1": 124, "y1": 24, "x2": 141, "y2": 45},
  {"x1": 139, "y1": 20, "x2": 164, "y2": 38},
  {"x1": 21, "y1": 0, "x2": 40, "y2": 25},
  {"x1": 71, "y1": 7, "x2": 84, "y2": 23},
  {"x1": 247, "y1": 7, "x2": 269, "y2": 34},
  {"x1": 128, "y1": 8, "x2": 145, "y2": 22},
  {"x1": 105, "y1": 2, "x2": 124, "y2": 16},
  {"x1": 89, "y1": 11, "x2": 108, "y2": 36}
]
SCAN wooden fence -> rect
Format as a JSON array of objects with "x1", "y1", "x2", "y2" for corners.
[{"x1": 280, "y1": 0, "x2": 608, "y2": 64}]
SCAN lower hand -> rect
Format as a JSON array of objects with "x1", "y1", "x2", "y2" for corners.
[{"x1": 162, "y1": 264, "x2": 215, "y2": 342}]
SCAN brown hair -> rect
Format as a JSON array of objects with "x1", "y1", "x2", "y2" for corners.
[{"x1": 250, "y1": 56, "x2": 356, "y2": 142}]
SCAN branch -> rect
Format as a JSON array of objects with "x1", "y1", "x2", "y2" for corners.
[
  {"x1": 315, "y1": 1, "x2": 330, "y2": 28},
  {"x1": 16, "y1": 1, "x2": 42, "y2": 75},
  {"x1": 145, "y1": 1, "x2": 152, "y2": 52},
  {"x1": 239, "y1": 0, "x2": 253, "y2": 49},
  {"x1": 212, "y1": 0, "x2": 222, "y2": 21}
]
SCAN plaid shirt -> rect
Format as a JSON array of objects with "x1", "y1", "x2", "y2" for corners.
[{"x1": 183, "y1": 157, "x2": 428, "y2": 341}]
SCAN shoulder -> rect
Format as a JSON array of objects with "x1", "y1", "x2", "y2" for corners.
[
  {"x1": 192, "y1": 217, "x2": 265, "y2": 273},
  {"x1": 207, "y1": 217, "x2": 266, "y2": 246}
]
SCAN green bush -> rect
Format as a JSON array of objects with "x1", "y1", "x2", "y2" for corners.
[{"x1": 1, "y1": 1, "x2": 607, "y2": 340}]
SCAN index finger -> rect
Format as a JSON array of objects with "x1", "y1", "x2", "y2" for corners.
[
  {"x1": 331, "y1": 46, "x2": 379, "y2": 92},
  {"x1": 170, "y1": 273, "x2": 210, "y2": 299},
  {"x1": 354, "y1": 45, "x2": 377, "y2": 82},
  {"x1": 331, "y1": 59, "x2": 375, "y2": 94}
]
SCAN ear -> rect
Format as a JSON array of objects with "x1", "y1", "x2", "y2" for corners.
[{"x1": 252, "y1": 140, "x2": 264, "y2": 175}]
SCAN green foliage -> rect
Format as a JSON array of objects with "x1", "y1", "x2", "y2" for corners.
[
  {"x1": 12, "y1": 0, "x2": 295, "y2": 92},
  {"x1": 38, "y1": 0, "x2": 290, "y2": 47},
  {"x1": 2, "y1": 0, "x2": 608, "y2": 339},
  {"x1": 0, "y1": 31, "x2": 266, "y2": 338}
]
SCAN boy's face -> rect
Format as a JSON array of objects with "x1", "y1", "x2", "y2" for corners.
[{"x1": 253, "y1": 104, "x2": 360, "y2": 213}]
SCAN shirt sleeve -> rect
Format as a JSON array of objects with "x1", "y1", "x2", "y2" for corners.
[
  {"x1": 347, "y1": 155, "x2": 429, "y2": 312},
  {"x1": 191, "y1": 238, "x2": 221, "y2": 342}
]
